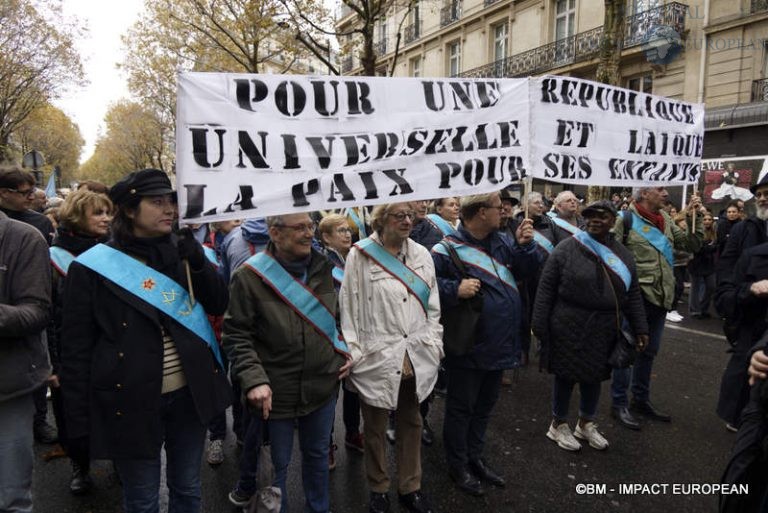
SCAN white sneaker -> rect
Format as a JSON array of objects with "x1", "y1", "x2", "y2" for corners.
[
  {"x1": 666, "y1": 311, "x2": 683, "y2": 322},
  {"x1": 546, "y1": 422, "x2": 582, "y2": 451},
  {"x1": 574, "y1": 421, "x2": 609, "y2": 450}
]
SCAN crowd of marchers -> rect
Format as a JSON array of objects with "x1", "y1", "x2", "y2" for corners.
[{"x1": 3, "y1": 163, "x2": 768, "y2": 513}]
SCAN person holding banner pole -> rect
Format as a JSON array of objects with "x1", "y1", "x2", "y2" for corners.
[
  {"x1": 60, "y1": 169, "x2": 232, "y2": 513},
  {"x1": 433, "y1": 193, "x2": 541, "y2": 497},
  {"x1": 610, "y1": 186, "x2": 702, "y2": 430},
  {"x1": 340, "y1": 202, "x2": 443, "y2": 513},
  {"x1": 532, "y1": 200, "x2": 648, "y2": 452},
  {"x1": 223, "y1": 212, "x2": 351, "y2": 513}
]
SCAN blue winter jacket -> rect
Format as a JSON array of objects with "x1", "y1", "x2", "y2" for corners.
[
  {"x1": 220, "y1": 218, "x2": 270, "y2": 281},
  {"x1": 432, "y1": 227, "x2": 542, "y2": 369}
]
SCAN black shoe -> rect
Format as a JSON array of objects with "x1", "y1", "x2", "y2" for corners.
[
  {"x1": 69, "y1": 461, "x2": 92, "y2": 495},
  {"x1": 631, "y1": 400, "x2": 671, "y2": 422},
  {"x1": 611, "y1": 407, "x2": 641, "y2": 430},
  {"x1": 34, "y1": 422, "x2": 58, "y2": 444},
  {"x1": 369, "y1": 492, "x2": 390, "y2": 513},
  {"x1": 469, "y1": 458, "x2": 505, "y2": 487},
  {"x1": 398, "y1": 491, "x2": 435, "y2": 513},
  {"x1": 421, "y1": 421, "x2": 434, "y2": 446},
  {"x1": 448, "y1": 466, "x2": 485, "y2": 497}
]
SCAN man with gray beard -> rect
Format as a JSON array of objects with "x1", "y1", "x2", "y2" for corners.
[{"x1": 715, "y1": 176, "x2": 768, "y2": 432}]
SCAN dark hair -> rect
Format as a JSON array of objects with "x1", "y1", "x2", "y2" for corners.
[
  {"x1": 111, "y1": 195, "x2": 143, "y2": 245},
  {"x1": 0, "y1": 166, "x2": 35, "y2": 189}
]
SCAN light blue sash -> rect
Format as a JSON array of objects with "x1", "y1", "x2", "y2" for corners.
[
  {"x1": 347, "y1": 208, "x2": 367, "y2": 238},
  {"x1": 354, "y1": 238, "x2": 431, "y2": 314},
  {"x1": 332, "y1": 265, "x2": 344, "y2": 285},
  {"x1": 245, "y1": 252, "x2": 349, "y2": 355},
  {"x1": 432, "y1": 239, "x2": 518, "y2": 292},
  {"x1": 621, "y1": 211, "x2": 674, "y2": 267},
  {"x1": 547, "y1": 213, "x2": 582, "y2": 235},
  {"x1": 533, "y1": 230, "x2": 554, "y2": 254},
  {"x1": 76, "y1": 244, "x2": 223, "y2": 367},
  {"x1": 203, "y1": 245, "x2": 219, "y2": 267},
  {"x1": 50, "y1": 246, "x2": 76, "y2": 276},
  {"x1": 573, "y1": 231, "x2": 632, "y2": 291},
  {"x1": 426, "y1": 214, "x2": 457, "y2": 237}
]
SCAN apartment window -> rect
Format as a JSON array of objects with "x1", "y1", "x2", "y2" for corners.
[
  {"x1": 626, "y1": 74, "x2": 653, "y2": 94},
  {"x1": 411, "y1": 57, "x2": 422, "y2": 77},
  {"x1": 493, "y1": 22, "x2": 509, "y2": 61},
  {"x1": 410, "y1": 1, "x2": 420, "y2": 30},
  {"x1": 448, "y1": 41, "x2": 462, "y2": 76},
  {"x1": 555, "y1": 0, "x2": 576, "y2": 41},
  {"x1": 631, "y1": 0, "x2": 660, "y2": 14},
  {"x1": 763, "y1": 40, "x2": 768, "y2": 77}
]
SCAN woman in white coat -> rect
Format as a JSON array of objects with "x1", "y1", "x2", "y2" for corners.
[{"x1": 340, "y1": 202, "x2": 443, "y2": 513}]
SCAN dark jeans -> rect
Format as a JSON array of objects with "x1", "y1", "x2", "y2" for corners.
[
  {"x1": 208, "y1": 358, "x2": 230, "y2": 441},
  {"x1": 234, "y1": 407, "x2": 265, "y2": 495},
  {"x1": 443, "y1": 367, "x2": 502, "y2": 469},
  {"x1": 269, "y1": 397, "x2": 336, "y2": 513},
  {"x1": 671, "y1": 265, "x2": 687, "y2": 311},
  {"x1": 33, "y1": 385, "x2": 48, "y2": 427},
  {"x1": 552, "y1": 376, "x2": 601, "y2": 422},
  {"x1": 114, "y1": 387, "x2": 206, "y2": 513},
  {"x1": 611, "y1": 299, "x2": 667, "y2": 407},
  {"x1": 689, "y1": 272, "x2": 715, "y2": 315}
]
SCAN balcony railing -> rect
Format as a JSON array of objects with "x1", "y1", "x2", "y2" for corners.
[
  {"x1": 460, "y1": 2, "x2": 687, "y2": 79},
  {"x1": 484, "y1": 0, "x2": 500, "y2": 5},
  {"x1": 440, "y1": 1, "x2": 462, "y2": 27},
  {"x1": 753, "y1": 79, "x2": 768, "y2": 102},
  {"x1": 375, "y1": 37, "x2": 388, "y2": 55},
  {"x1": 752, "y1": 0, "x2": 768, "y2": 13},
  {"x1": 342, "y1": 55, "x2": 354, "y2": 74},
  {"x1": 404, "y1": 21, "x2": 422, "y2": 44}
]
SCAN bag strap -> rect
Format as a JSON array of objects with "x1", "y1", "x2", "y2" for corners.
[
  {"x1": 622, "y1": 210, "x2": 633, "y2": 246},
  {"x1": 440, "y1": 241, "x2": 469, "y2": 278}
]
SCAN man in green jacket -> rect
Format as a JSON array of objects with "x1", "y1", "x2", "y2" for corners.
[
  {"x1": 223, "y1": 212, "x2": 351, "y2": 513},
  {"x1": 610, "y1": 186, "x2": 703, "y2": 430}
]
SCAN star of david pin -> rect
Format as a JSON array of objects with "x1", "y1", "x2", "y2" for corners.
[
  {"x1": 162, "y1": 290, "x2": 179, "y2": 304},
  {"x1": 141, "y1": 278, "x2": 156, "y2": 291}
]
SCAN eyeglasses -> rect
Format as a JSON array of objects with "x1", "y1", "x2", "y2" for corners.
[
  {"x1": 335, "y1": 227, "x2": 352, "y2": 235},
  {"x1": 388, "y1": 211, "x2": 416, "y2": 222},
  {"x1": 278, "y1": 222, "x2": 317, "y2": 233},
  {"x1": 755, "y1": 192, "x2": 768, "y2": 199},
  {"x1": 4, "y1": 187, "x2": 36, "y2": 198}
]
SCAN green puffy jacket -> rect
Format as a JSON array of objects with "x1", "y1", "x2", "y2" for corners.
[
  {"x1": 612, "y1": 204, "x2": 702, "y2": 310},
  {"x1": 222, "y1": 245, "x2": 345, "y2": 420}
]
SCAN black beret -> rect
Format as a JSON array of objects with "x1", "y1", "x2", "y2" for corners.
[
  {"x1": 109, "y1": 169, "x2": 174, "y2": 207},
  {"x1": 581, "y1": 199, "x2": 618, "y2": 218}
]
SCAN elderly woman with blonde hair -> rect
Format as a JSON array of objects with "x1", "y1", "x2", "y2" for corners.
[{"x1": 340, "y1": 202, "x2": 443, "y2": 513}]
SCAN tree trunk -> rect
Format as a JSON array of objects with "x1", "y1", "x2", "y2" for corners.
[
  {"x1": 361, "y1": 24, "x2": 376, "y2": 76},
  {"x1": 589, "y1": 0, "x2": 626, "y2": 203}
]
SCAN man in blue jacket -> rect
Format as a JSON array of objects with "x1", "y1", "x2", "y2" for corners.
[{"x1": 432, "y1": 192, "x2": 540, "y2": 497}]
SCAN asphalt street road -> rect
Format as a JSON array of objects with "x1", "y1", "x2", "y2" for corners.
[{"x1": 32, "y1": 314, "x2": 739, "y2": 513}]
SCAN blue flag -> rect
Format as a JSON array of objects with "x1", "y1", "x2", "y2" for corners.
[{"x1": 44, "y1": 172, "x2": 56, "y2": 198}]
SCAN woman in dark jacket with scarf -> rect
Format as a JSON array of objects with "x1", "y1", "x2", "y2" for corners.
[
  {"x1": 48, "y1": 188, "x2": 113, "y2": 495},
  {"x1": 688, "y1": 212, "x2": 718, "y2": 318},
  {"x1": 61, "y1": 169, "x2": 231, "y2": 513},
  {"x1": 533, "y1": 200, "x2": 648, "y2": 452}
]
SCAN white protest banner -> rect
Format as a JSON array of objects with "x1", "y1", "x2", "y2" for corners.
[
  {"x1": 176, "y1": 73, "x2": 530, "y2": 223},
  {"x1": 530, "y1": 75, "x2": 704, "y2": 187},
  {"x1": 175, "y1": 73, "x2": 704, "y2": 223}
]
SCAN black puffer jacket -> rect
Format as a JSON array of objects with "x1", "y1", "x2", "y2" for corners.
[{"x1": 532, "y1": 236, "x2": 648, "y2": 383}]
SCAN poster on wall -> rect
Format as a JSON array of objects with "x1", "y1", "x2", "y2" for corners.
[{"x1": 699, "y1": 156, "x2": 768, "y2": 215}]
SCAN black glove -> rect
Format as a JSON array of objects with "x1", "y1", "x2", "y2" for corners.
[{"x1": 176, "y1": 228, "x2": 206, "y2": 270}]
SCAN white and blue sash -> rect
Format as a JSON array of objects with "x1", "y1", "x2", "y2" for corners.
[
  {"x1": 76, "y1": 244, "x2": 224, "y2": 367},
  {"x1": 546, "y1": 212, "x2": 582, "y2": 235},
  {"x1": 202, "y1": 245, "x2": 219, "y2": 267},
  {"x1": 50, "y1": 246, "x2": 76, "y2": 276},
  {"x1": 332, "y1": 265, "x2": 344, "y2": 285},
  {"x1": 354, "y1": 238, "x2": 431, "y2": 314},
  {"x1": 347, "y1": 208, "x2": 367, "y2": 238},
  {"x1": 432, "y1": 238, "x2": 518, "y2": 292},
  {"x1": 573, "y1": 232, "x2": 632, "y2": 291},
  {"x1": 532, "y1": 230, "x2": 554, "y2": 255},
  {"x1": 245, "y1": 252, "x2": 349, "y2": 355},
  {"x1": 426, "y1": 214, "x2": 457, "y2": 237},
  {"x1": 620, "y1": 211, "x2": 674, "y2": 267}
]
